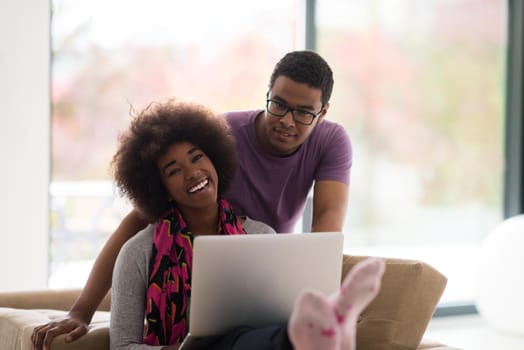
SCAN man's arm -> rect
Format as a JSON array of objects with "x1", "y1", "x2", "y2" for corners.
[
  {"x1": 69, "y1": 208, "x2": 148, "y2": 322},
  {"x1": 311, "y1": 180, "x2": 349, "y2": 232},
  {"x1": 32, "y1": 209, "x2": 148, "y2": 350}
]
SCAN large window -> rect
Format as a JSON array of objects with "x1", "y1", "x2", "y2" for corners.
[
  {"x1": 50, "y1": 0, "x2": 300, "y2": 286},
  {"x1": 50, "y1": 0, "x2": 511, "y2": 310},
  {"x1": 316, "y1": 0, "x2": 507, "y2": 306}
]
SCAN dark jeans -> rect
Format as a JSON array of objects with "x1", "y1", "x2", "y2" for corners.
[{"x1": 186, "y1": 324, "x2": 293, "y2": 350}]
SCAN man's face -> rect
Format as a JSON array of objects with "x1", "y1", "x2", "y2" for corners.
[{"x1": 256, "y1": 76, "x2": 328, "y2": 156}]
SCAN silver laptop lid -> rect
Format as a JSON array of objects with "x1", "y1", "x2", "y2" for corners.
[{"x1": 188, "y1": 232, "x2": 344, "y2": 336}]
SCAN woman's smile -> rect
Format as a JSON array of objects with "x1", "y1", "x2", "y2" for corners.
[
  {"x1": 157, "y1": 141, "x2": 219, "y2": 209},
  {"x1": 188, "y1": 178, "x2": 210, "y2": 194}
]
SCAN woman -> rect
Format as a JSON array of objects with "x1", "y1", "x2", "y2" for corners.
[{"x1": 109, "y1": 100, "x2": 384, "y2": 350}]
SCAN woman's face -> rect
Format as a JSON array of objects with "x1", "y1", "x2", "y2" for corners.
[{"x1": 157, "y1": 141, "x2": 219, "y2": 212}]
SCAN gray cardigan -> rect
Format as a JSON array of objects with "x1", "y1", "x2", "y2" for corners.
[{"x1": 110, "y1": 218, "x2": 275, "y2": 350}]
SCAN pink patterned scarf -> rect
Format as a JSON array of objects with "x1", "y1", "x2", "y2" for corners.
[{"x1": 143, "y1": 199, "x2": 246, "y2": 346}]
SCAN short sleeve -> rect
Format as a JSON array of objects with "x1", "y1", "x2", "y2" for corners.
[{"x1": 314, "y1": 124, "x2": 352, "y2": 185}]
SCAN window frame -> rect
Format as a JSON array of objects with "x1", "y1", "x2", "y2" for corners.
[{"x1": 505, "y1": 0, "x2": 524, "y2": 218}]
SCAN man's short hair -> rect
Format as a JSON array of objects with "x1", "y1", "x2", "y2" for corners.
[{"x1": 269, "y1": 50, "x2": 334, "y2": 106}]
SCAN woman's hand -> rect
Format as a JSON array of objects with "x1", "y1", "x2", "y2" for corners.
[{"x1": 31, "y1": 314, "x2": 88, "y2": 350}]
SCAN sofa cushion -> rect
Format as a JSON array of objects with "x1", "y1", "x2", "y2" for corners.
[
  {"x1": 0, "y1": 307, "x2": 109, "y2": 350},
  {"x1": 342, "y1": 255, "x2": 448, "y2": 350},
  {"x1": 0, "y1": 306, "x2": 454, "y2": 350}
]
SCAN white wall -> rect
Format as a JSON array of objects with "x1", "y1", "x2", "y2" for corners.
[{"x1": 0, "y1": 0, "x2": 50, "y2": 291}]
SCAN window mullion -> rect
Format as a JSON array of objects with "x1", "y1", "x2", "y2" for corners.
[{"x1": 504, "y1": 0, "x2": 524, "y2": 218}]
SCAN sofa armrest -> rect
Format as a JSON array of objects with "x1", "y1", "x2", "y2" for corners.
[
  {"x1": 0, "y1": 307, "x2": 110, "y2": 350},
  {"x1": 0, "y1": 289, "x2": 111, "y2": 312},
  {"x1": 342, "y1": 255, "x2": 448, "y2": 350}
]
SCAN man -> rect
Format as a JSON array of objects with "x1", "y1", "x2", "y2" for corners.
[
  {"x1": 31, "y1": 50, "x2": 352, "y2": 349},
  {"x1": 223, "y1": 50, "x2": 351, "y2": 233}
]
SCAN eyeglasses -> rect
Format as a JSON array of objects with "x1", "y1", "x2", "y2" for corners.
[{"x1": 266, "y1": 99, "x2": 323, "y2": 126}]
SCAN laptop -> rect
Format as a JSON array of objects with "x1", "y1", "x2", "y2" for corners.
[{"x1": 180, "y1": 232, "x2": 343, "y2": 348}]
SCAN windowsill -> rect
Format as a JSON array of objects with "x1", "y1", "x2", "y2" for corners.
[
  {"x1": 345, "y1": 242, "x2": 482, "y2": 304},
  {"x1": 425, "y1": 314, "x2": 524, "y2": 350}
]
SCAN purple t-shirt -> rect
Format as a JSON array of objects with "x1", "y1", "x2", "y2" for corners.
[{"x1": 222, "y1": 110, "x2": 352, "y2": 233}]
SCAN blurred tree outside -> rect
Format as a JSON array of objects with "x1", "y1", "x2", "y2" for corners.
[
  {"x1": 49, "y1": 0, "x2": 298, "y2": 285},
  {"x1": 49, "y1": 0, "x2": 507, "y2": 300},
  {"x1": 317, "y1": 0, "x2": 505, "y2": 244}
]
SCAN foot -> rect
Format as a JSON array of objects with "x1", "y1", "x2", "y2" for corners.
[
  {"x1": 331, "y1": 258, "x2": 385, "y2": 350},
  {"x1": 288, "y1": 290, "x2": 341, "y2": 350}
]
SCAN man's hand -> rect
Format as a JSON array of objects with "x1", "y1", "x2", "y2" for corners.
[
  {"x1": 31, "y1": 208, "x2": 147, "y2": 350},
  {"x1": 31, "y1": 314, "x2": 88, "y2": 350}
]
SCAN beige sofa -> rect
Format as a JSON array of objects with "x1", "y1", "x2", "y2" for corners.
[{"x1": 0, "y1": 255, "x2": 453, "y2": 349}]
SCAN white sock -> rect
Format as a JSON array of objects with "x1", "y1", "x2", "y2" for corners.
[
  {"x1": 288, "y1": 289, "x2": 341, "y2": 350},
  {"x1": 331, "y1": 258, "x2": 385, "y2": 350}
]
